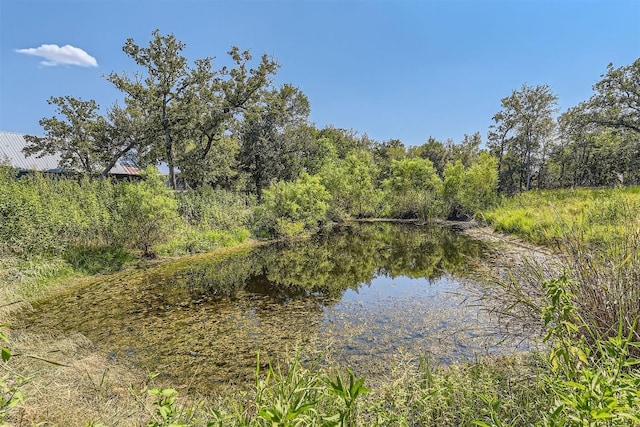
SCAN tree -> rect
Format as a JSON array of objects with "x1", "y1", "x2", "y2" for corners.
[
  {"x1": 552, "y1": 59, "x2": 640, "y2": 187},
  {"x1": 319, "y1": 150, "x2": 382, "y2": 219},
  {"x1": 576, "y1": 58, "x2": 640, "y2": 134},
  {"x1": 24, "y1": 96, "x2": 105, "y2": 174},
  {"x1": 450, "y1": 132, "x2": 482, "y2": 167},
  {"x1": 25, "y1": 97, "x2": 145, "y2": 178},
  {"x1": 443, "y1": 152, "x2": 498, "y2": 219},
  {"x1": 254, "y1": 172, "x2": 331, "y2": 238},
  {"x1": 383, "y1": 157, "x2": 443, "y2": 219},
  {"x1": 407, "y1": 137, "x2": 450, "y2": 177},
  {"x1": 238, "y1": 84, "x2": 310, "y2": 198},
  {"x1": 108, "y1": 30, "x2": 281, "y2": 190},
  {"x1": 488, "y1": 84, "x2": 558, "y2": 192},
  {"x1": 372, "y1": 138, "x2": 406, "y2": 181},
  {"x1": 107, "y1": 30, "x2": 193, "y2": 189},
  {"x1": 95, "y1": 102, "x2": 150, "y2": 178},
  {"x1": 177, "y1": 48, "x2": 279, "y2": 188},
  {"x1": 113, "y1": 166, "x2": 179, "y2": 255},
  {"x1": 315, "y1": 127, "x2": 373, "y2": 159}
]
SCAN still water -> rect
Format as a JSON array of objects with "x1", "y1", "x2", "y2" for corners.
[{"x1": 21, "y1": 223, "x2": 508, "y2": 392}]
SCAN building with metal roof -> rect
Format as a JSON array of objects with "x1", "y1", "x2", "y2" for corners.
[{"x1": 0, "y1": 131, "x2": 140, "y2": 177}]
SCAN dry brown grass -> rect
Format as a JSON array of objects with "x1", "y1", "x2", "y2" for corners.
[{"x1": 4, "y1": 330, "x2": 151, "y2": 426}]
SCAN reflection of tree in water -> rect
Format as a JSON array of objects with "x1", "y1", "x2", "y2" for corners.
[
  {"x1": 21, "y1": 223, "x2": 486, "y2": 393},
  {"x1": 170, "y1": 223, "x2": 485, "y2": 303}
]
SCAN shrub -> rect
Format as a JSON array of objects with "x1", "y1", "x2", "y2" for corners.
[
  {"x1": 112, "y1": 167, "x2": 180, "y2": 255},
  {"x1": 176, "y1": 186, "x2": 254, "y2": 231},
  {"x1": 319, "y1": 151, "x2": 384, "y2": 219},
  {"x1": 254, "y1": 173, "x2": 331, "y2": 238},
  {"x1": 382, "y1": 157, "x2": 444, "y2": 220},
  {"x1": 443, "y1": 152, "x2": 498, "y2": 220}
]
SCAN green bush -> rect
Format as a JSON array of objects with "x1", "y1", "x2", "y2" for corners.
[
  {"x1": 0, "y1": 169, "x2": 115, "y2": 256},
  {"x1": 319, "y1": 151, "x2": 384, "y2": 219},
  {"x1": 443, "y1": 152, "x2": 498, "y2": 220},
  {"x1": 111, "y1": 167, "x2": 180, "y2": 255},
  {"x1": 176, "y1": 186, "x2": 254, "y2": 231},
  {"x1": 254, "y1": 173, "x2": 331, "y2": 238},
  {"x1": 382, "y1": 157, "x2": 444, "y2": 219}
]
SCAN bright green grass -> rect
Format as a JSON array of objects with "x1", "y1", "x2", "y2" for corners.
[{"x1": 482, "y1": 187, "x2": 640, "y2": 248}]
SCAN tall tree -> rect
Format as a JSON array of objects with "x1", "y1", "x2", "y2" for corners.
[
  {"x1": 238, "y1": 84, "x2": 310, "y2": 197},
  {"x1": 553, "y1": 59, "x2": 640, "y2": 187},
  {"x1": 95, "y1": 102, "x2": 149, "y2": 178},
  {"x1": 488, "y1": 84, "x2": 558, "y2": 192},
  {"x1": 25, "y1": 97, "x2": 147, "y2": 178},
  {"x1": 178, "y1": 48, "x2": 279, "y2": 188},
  {"x1": 24, "y1": 96, "x2": 104, "y2": 174},
  {"x1": 576, "y1": 58, "x2": 640, "y2": 134},
  {"x1": 107, "y1": 30, "x2": 191, "y2": 189}
]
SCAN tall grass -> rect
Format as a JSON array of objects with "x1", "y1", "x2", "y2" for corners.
[
  {"x1": 0, "y1": 167, "x2": 254, "y2": 260},
  {"x1": 482, "y1": 187, "x2": 640, "y2": 249},
  {"x1": 479, "y1": 186, "x2": 640, "y2": 424},
  {"x1": 482, "y1": 187, "x2": 640, "y2": 346}
]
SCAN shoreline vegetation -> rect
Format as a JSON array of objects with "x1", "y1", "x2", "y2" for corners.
[
  {"x1": 2, "y1": 183, "x2": 639, "y2": 425},
  {"x1": 1, "y1": 44, "x2": 638, "y2": 424}
]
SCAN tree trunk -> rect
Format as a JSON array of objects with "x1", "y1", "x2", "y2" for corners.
[
  {"x1": 162, "y1": 97, "x2": 177, "y2": 190},
  {"x1": 100, "y1": 141, "x2": 137, "y2": 179},
  {"x1": 166, "y1": 132, "x2": 176, "y2": 190}
]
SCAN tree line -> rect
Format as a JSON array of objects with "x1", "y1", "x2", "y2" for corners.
[{"x1": 24, "y1": 30, "x2": 640, "y2": 199}]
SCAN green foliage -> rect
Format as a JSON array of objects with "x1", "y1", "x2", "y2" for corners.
[
  {"x1": 0, "y1": 326, "x2": 25, "y2": 425},
  {"x1": 539, "y1": 276, "x2": 640, "y2": 426},
  {"x1": 176, "y1": 186, "x2": 254, "y2": 231},
  {"x1": 199, "y1": 352, "x2": 550, "y2": 426},
  {"x1": 382, "y1": 157, "x2": 444, "y2": 220},
  {"x1": 108, "y1": 30, "x2": 280, "y2": 190},
  {"x1": 147, "y1": 387, "x2": 185, "y2": 427},
  {"x1": 325, "y1": 368, "x2": 369, "y2": 426},
  {"x1": 238, "y1": 84, "x2": 311, "y2": 197},
  {"x1": 443, "y1": 153, "x2": 498, "y2": 219},
  {"x1": 0, "y1": 172, "x2": 114, "y2": 256},
  {"x1": 24, "y1": 97, "x2": 146, "y2": 178},
  {"x1": 488, "y1": 83, "x2": 558, "y2": 192},
  {"x1": 254, "y1": 355, "x2": 323, "y2": 426},
  {"x1": 254, "y1": 173, "x2": 331, "y2": 238},
  {"x1": 23, "y1": 96, "x2": 106, "y2": 174},
  {"x1": 571, "y1": 58, "x2": 640, "y2": 136},
  {"x1": 483, "y1": 187, "x2": 640, "y2": 248},
  {"x1": 319, "y1": 151, "x2": 383, "y2": 219},
  {"x1": 112, "y1": 167, "x2": 180, "y2": 255}
]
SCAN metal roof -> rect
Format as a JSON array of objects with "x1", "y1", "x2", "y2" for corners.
[{"x1": 0, "y1": 131, "x2": 140, "y2": 176}]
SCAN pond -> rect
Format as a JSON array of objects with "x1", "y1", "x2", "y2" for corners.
[{"x1": 20, "y1": 222, "x2": 515, "y2": 393}]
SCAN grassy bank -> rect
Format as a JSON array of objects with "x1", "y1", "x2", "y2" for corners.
[
  {"x1": 482, "y1": 187, "x2": 640, "y2": 249},
  {"x1": 3, "y1": 183, "x2": 640, "y2": 425}
]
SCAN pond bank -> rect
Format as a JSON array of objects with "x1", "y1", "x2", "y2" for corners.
[{"x1": 3, "y1": 220, "x2": 554, "y2": 426}]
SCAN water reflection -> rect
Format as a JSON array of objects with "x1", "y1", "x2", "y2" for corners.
[{"x1": 21, "y1": 223, "x2": 494, "y2": 392}]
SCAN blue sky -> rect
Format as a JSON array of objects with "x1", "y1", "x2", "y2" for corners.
[{"x1": 1, "y1": 0, "x2": 639, "y2": 147}]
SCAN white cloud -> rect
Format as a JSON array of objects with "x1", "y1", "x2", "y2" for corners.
[{"x1": 16, "y1": 44, "x2": 98, "y2": 67}]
